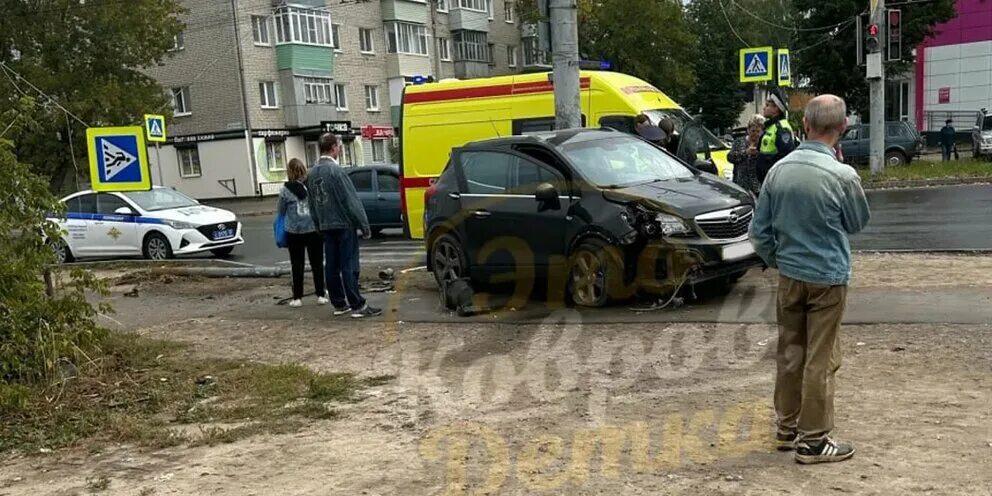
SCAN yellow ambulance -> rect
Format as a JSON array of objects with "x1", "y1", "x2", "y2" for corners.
[{"x1": 400, "y1": 71, "x2": 732, "y2": 239}]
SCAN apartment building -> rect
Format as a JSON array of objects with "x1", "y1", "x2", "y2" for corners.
[{"x1": 144, "y1": 0, "x2": 538, "y2": 199}]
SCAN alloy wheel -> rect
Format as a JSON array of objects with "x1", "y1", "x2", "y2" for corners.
[
  {"x1": 571, "y1": 251, "x2": 605, "y2": 306},
  {"x1": 147, "y1": 237, "x2": 170, "y2": 260},
  {"x1": 432, "y1": 239, "x2": 463, "y2": 284}
]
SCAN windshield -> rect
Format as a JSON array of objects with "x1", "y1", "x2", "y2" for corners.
[
  {"x1": 124, "y1": 189, "x2": 199, "y2": 212},
  {"x1": 561, "y1": 135, "x2": 694, "y2": 188},
  {"x1": 644, "y1": 109, "x2": 728, "y2": 151},
  {"x1": 983, "y1": 116, "x2": 992, "y2": 130}
]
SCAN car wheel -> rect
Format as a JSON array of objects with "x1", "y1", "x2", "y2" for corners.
[
  {"x1": 51, "y1": 240, "x2": 74, "y2": 264},
  {"x1": 210, "y1": 247, "x2": 234, "y2": 258},
  {"x1": 568, "y1": 240, "x2": 622, "y2": 308},
  {"x1": 885, "y1": 151, "x2": 906, "y2": 167},
  {"x1": 430, "y1": 234, "x2": 468, "y2": 287},
  {"x1": 143, "y1": 232, "x2": 174, "y2": 261}
]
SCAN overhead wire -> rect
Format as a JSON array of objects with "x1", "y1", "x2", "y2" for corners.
[
  {"x1": 728, "y1": 0, "x2": 865, "y2": 33},
  {"x1": 719, "y1": 0, "x2": 753, "y2": 48}
]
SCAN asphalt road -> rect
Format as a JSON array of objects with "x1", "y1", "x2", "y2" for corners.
[{"x1": 226, "y1": 184, "x2": 992, "y2": 268}]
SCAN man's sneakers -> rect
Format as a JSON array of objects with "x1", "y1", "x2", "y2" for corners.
[
  {"x1": 351, "y1": 305, "x2": 383, "y2": 318},
  {"x1": 333, "y1": 306, "x2": 351, "y2": 316},
  {"x1": 288, "y1": 299, "x2": 303, "y2": 308},
  {"x1": 795, "y1": 437, "x2": 856, "y2": 464},
  {"x1": 776, "y1": 429, "x2": 798, "y2": 451}
]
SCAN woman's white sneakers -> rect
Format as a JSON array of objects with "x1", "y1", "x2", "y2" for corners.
[
  {"x1": 317, "y1": 294, "x2": 330, "y2": 305},
  {"x1": 289, "y1": 299, "x2": 303, "y2": 308}
]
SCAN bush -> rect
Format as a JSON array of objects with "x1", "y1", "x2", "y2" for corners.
[{"x1": 0, "y1": 139, "x2": 107, "y2": 388}]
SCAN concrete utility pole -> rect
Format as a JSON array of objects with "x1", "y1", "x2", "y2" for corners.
[
  {"x1": 549, "y1": 0, "x2": 581, "y2": 130},
  {"x1": 868, "y1": 0, "x2": 886, "y2": 175}
]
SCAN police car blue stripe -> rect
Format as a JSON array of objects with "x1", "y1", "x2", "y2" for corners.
[{"x1": 64, "y1": 212, "x2": 165, "y2": 224}]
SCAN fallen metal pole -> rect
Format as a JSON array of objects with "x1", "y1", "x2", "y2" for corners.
[{"x1": 147, "y1": 266, "x2": 289, "y2": 278}]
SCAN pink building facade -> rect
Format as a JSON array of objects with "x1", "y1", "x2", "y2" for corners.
[{"x1": 910, "y1": 0, "x2": 992, "y2": 132}]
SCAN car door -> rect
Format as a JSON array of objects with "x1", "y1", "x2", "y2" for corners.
[
  {"x1": 508, "y1": 148, "x2": 570, "y2": 270},
  {"x1": 374, "y1": 169, "x2": 402, "y2": 227},
  {"x1": 840, "y1": 127, "x2": 862, "y2": 163},
  {"x1": 94, "y1": 193, "x2": 140, "y2": 255},
  {"x1": 456, "y1": 150, "x2": 518, "y2": 271},
  {"x1": 348, "y1": 169, "x2": 378, "y2": 225},
  {"x1": 64, "y1": 193, "x2": 98, "y2": 257}
]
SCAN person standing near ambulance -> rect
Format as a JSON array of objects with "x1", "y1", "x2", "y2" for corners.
[{"x1": 756, "y1": 88, "x2": 797, "y2": 186}]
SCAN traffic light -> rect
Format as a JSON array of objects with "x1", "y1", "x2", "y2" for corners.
[
  {"x1": 888, "y1": 9, "x2": 903, "y2": 61},
  {"x1": 866, "y1": 23, "x2": 881, "y2": 53}
]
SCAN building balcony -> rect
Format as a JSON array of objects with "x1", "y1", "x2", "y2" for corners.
[
  {"x1": 381, "y1": 0, "x2": 429, "y2": 23},
  {"x1": 450, "y1": 7, "x2": 489, "y2": 32},
  {"x1": 386, "y1": 53, "x2": 433, "y2": 79},
  {"x1": 454, "y1": 60, "x2": 490, "y2": 79}
]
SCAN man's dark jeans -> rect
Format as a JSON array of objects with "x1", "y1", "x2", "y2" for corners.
[
  {"x1": 942, "y1": 145, "x2": 953, "y2": 161},
  {"x1": 322, "y1": 229, "x2": 365, "y2": 310}
]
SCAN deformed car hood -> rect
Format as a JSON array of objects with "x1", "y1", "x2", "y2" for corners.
[{"x1": 601, "y1": 174, "x2": 752, "y2": 218}]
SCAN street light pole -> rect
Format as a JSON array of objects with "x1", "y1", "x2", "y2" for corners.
[
  {"x1": 549, "y1": 0, "x2": 581, "y2": 130},
  {"x1": 868, "y1": 0, "x2": 886, "y2": 175}
]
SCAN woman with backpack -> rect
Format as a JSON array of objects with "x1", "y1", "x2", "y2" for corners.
[{"x1": 277, "y1": 158, "x2": 327, "y2": 307}]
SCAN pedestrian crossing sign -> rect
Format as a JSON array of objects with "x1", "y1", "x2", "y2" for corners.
[
  {"x1": 144, "y1": 114, "x2": 167, "y2": 143},
  {"x1": 777, "y1": 49, "x2": 792, "y2": 87},
  {"x1": 739, "y1": 47, "x2": 773, "y2": 83},
  {"x1": 86, "y1": 126, "x2": 152, "y2": 192}
]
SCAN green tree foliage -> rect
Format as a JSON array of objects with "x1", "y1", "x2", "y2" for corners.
[
  {"x1": 0, "y1": 0, "x2": 184, "y2": 193},
  {"x1": 516, "y1": 0, "x2": 698, "y2": 99},
  {"x1": 684, "y1": 0, "x2": 795, "y2": 132},
  {"x1": 793, "y1": 0, "x2": 955, "y2": 115},
  {"x1": 0, "y1": 98, "x2": 108, "y2": 401}
]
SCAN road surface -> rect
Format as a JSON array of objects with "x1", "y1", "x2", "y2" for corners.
[{"x1": 226, "y1": 184, "x2": 992, "y2": 268}]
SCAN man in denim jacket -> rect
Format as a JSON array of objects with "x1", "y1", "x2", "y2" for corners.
[{"x1": 751, "y1": 94, "x2": 871, "y2": 464}]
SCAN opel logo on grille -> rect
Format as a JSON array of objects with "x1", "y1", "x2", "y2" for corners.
[
  {"x1": 218, "y1": 223, "x2": 227, "y2": 230},
  {"x1": 728, "y1": 212, "x2": 739, "y2": 224}
]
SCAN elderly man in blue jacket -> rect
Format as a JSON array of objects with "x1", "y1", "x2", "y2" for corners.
[{"x1": 751, "y1": 94, "x2": 871, "y2": 464}]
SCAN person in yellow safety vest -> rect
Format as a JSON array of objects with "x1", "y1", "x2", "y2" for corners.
[{"x1": 756, "y1": 88, "x2": 797, "y2": 185}]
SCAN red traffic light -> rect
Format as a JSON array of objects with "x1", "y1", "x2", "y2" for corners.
[
  {"x1": 868, "y1": 24, "x2": 879, "y2": 37},
  {"x1": 889, "y1": 10, "x2": 901, "y2": 27}
]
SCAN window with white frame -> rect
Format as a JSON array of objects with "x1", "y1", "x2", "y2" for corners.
[
  {"x1": 454, "y1": 30, "x2": 487, "y2": 62},
  {"x1": 371, "y1": 140, "x2": 386, "y2": 163},
  {"x1": 334, "y1": 84, "x2": 348, "y2": 110},
  {"x1": 259, "y1": 81, "x2": 278, "y2": 108},
  {"x1": 171, "y1": 86, "x2": 191, "y2": 115},
  {"x1": 507, "y1": 45, "x2": 517, "y2": 67},
  {"x1": 252, "y1": 16, "x2": 271, "y2": 45},
  {"x1": 331, "y1": 23, "x2": 341, "y2": 50},
  {"x1": 303, "y1": 77, "x2": 333, "y2": 104},
  {"x1": 437, "y1": 0, "x2": 448, "y2": 12},
  {"x1": 504, "y1": 0, "x2": 514, "y2": 22},
  {"x1": 457, "y1": 0, "x2": 486, "y2": 12},
  {"x1": 523, "y1": 37, "x2": 548, "y2": 66},
  {"x1": 487, "y1": 0, "x2": 493, "y2": 19},
  {"x1": 487, "y1": 43, "x2": 495, "y2": 65},
  {"x1": 437, "y1": 37, "x2": 451, "y2": 61},
  {"x1": 341, "y1": 141, "x2": 357, "y2": 166},
  {"x1": 385, "y1": 22, "x2": 429, "y2": 56},
  {"x1": 359, "y1": 28, "x2": 374, "y2": 53},
  {"x1": 177, "y1": 147, "x2": 201, "y2": 178},
  {"x1": 169, "y1": 32, "x2": 185, "y2": 51},
  {"x1": 266, "y1": 141, "x2": 286, "y2": 171},
  {"x1": 365, "y1": 85, "x2": 380, "y2": 111},
  {"x1": 274, "y1": 6, "x2": 332, "y2": 46}
]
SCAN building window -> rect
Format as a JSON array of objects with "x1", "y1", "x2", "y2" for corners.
[
  {"x1": 371, "y1": 140, "x2": 386, "y2": 163},
  {"x1": 504, "y1": 0, "x2": 514, "y2": 22},
  {"x1": 487, "y1": 43, "x2": 496, "y2": 66},
  {"x1": 437, "y1": 0, "x2": 448, "y2": 12},
  {"x1": 259, "y1": 81, "x2": 278, "y2": 109},
  {"x1": 334, "y1": 84, "x2": 348, "y2": 110},
  {"x1": 266, "y1": 141, "x2": 286, "y2": 171},
  {"x1": 365, "y1": 85, "x2": 380, "y2": 111},
  {"x1": 170, "y1": 86, "x2": 191, "y2": 116},
  {"x1": 169, "y1": 32, "x2": 185, "y2": 52},
  {"x1": 438, "y1": 37, "x2": 451, "y2": 61},
  {"x1": 331, "y1": 23, "x2": 342, "y2": 51},
  {"x1": 523, "y1": 37, "x2": 548, "y2": 66},
  {"x1": 385, "y1": 22, "x2": 429, "y2": 56},
  {"x1": 457, "y1": 0, "x2": 486, "y2": 12},
  {"x1": 359, "y1": 28, "x2": 375, "y2": 53},
  {"x1": 177, "y1": 147, "x2": 201, "y2": 178},
  {"x1": 342, "y1": 141, "x2": 357, "y2": 166},
  {"x1": 252, "y1": 16, "x2": 271, "y2": 45},
  {"x1": 507, "y1": 45, "x2": 517, "y2": 67},
  {"x1": 303, "y1": 77, "x2": 333, "y2": 104},
  {"x1": 274, "y1": 6, "x2": 333, "y2": 47},
  {"x1": 454, "y1": 30, "x2": 487, "y2": 62},
  {"x1": 487, "y1": 0, "x2": 493, "y2": 20}
]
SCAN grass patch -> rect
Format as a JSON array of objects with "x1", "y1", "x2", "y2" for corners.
[
  {"x1": 0, "y1": 333, "x2": 391, "y2": 455},
  {"x1": 859, "y1": 159, "x2": 992, "y2": 183}
]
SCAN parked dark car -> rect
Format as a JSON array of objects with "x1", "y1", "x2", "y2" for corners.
[
  {"x1": 839, "y1": 121, "x2": 923, "y2": 167},
  {"x1": 346, "y1": 164, "x2": 402, "y2": 234},
  {"x1": 971, "y1": 109, "x2": 992, "y2": 160},
  {"x1": 423, "y1": 129, "x2": 763, "y2": 307}
]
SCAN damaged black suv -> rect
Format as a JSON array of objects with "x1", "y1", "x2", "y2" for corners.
[{"x1": 424, "y1": 128, "x2": 762, "y2": 307}]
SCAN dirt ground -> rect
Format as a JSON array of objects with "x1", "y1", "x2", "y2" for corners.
[{"x1": 1, "y1": 254, "x2": 991, "y2": 496}]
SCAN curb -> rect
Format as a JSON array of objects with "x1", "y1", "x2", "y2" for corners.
[
  {"x1": 862, "y1": 177, "x2": 991, "y2": 190},
  {"x1": 853, "y1": 249, "x2": 992, "y2": 255}
]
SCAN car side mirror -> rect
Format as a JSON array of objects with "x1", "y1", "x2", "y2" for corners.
[
  {"x1": 114, "y1": 206, "x2": 136, "y2": 216},
  {"x1": 693, "y1": 159, "x2": 718, "y2": 175},
  {"x1": 535, "y1": 182, "x2": 561, "y2": 210}
]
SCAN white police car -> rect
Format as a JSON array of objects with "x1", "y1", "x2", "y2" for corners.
[{"x1": 50, "y1": 186, "x2": 244, "y2": 263}]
